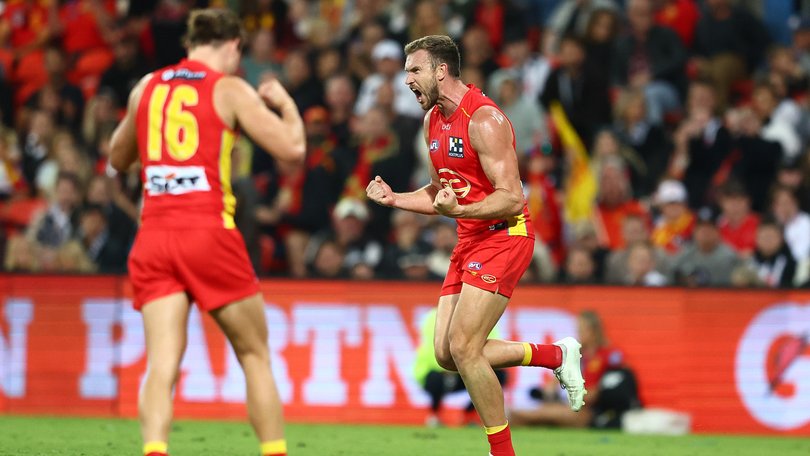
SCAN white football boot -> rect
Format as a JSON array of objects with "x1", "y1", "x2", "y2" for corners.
[{"x1": 553, "y1": 336, "x2": 587, "y2": 412}]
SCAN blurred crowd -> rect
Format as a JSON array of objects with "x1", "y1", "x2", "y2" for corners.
[{"x1": 1, "y1": 0, "x2": 810, "y2": 288}]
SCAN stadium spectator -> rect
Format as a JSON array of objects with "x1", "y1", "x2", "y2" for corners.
[
  {"x1": 692, "y1": 0, "x2": 770, "y2": 107},
  {"x1": 559, "y1": 245, "x2": 598, "y2": 284},
  {"x1": 569, "y1": 222, "x2": 609, "y2": 281},
  {"x1": 717, "y1": 180, "x2": 760, "y2": 257},
  {"x1": 55, "y1": 0, "x2": 116, "y2": 57},
  {"x1": 669, "y1": 80, "x2": 732, "y2": 209},
  {"x1": 723, "y1": 105, "x2": 783, "y2": 213},
  {"x1": 543, "y1": 0, "x2": 618, "y2": 55},
  {"x1": 614, "y1": 0, "x2": 687, "y2": 126},
  {"x1": 425, "y1": 220, "x2": 457, "y2": 279},
  {"x1": 460, "y1": 25, "x2": 500, "y2": 81},
  {"x1": 0, "y1": 119, "x2": 22, "y2": 199},
  {"x1": 746, "y1": 218, "x2": 797, "y2": 288},
  {"x1": 409, "y1": 0, "x2": 447, "y2": 45},
  {"x1": 653, "y1": 0, "x2": 700, "y2": 48},
  {"x1": 496, "y1": 33, "x2": 551, "y2": 103},
  {"x1": 76, "y1": 203, "x2": 127, "y2": 273},
  {"x1": 355, "y1": 39, "x2": 423, "y2": 120},
  {"x1": 240, "y1": 29, "x2": 283, "y2": 88},
  {"x1": 489, "y1": 71, "x2": 547, "y2": 156},
  {"x1": 0, "y1": 0, "x2": 52, "y2": 58},
  {"x1": 378, "y1": 209, "x2": 434, "y2": 280},
  {"x1": 770, "y1": 185, "x2": 810, "y2": 264},
  {"x1": 670, "y1": 209, "x2": 740, "y2": 286},
  {"x1": 750, "y1": 82, "x2": 801, "y2": 162},
  {"x1": 605, "y1": 214, "x2": 669, "y2": 284},
  {"x1": 282, "y1": 48, "x2": 322, "y2": 114},
  {"x1": 583, "y1": 8, "x2": 618, "y2": 73},
  {"x1": 650, "y1": 179, "x2": 693, "y2": 255},
  {"x1": 510, "y1": 310, "x2": 637, "y2": 429},
  {"x1": 307, "y1": 197, "x2": 382, "y2": 280},
  {"x1": 613, "y1": 90, "x2": 672, "y2": 198},
  {"x1": 540, "y1": 34, "x2": 611, "y2": 146},
  {"x1": 22, "y1": 46, "x2": 85, "y2": 133},
  {"x1": 323, "y1": 74, "x2": 356, "y2": 147},
  {"x1": 594, "y1": 156, "x2": 648, "y2": 251},
  {"x1": 26, "y1": 172, "x2": 81, "y2": 250},
  {"x1": 625, "y1": 241, "x2": 668, "y2": 286},
  {"x1": 792, "y1": 17, "x2": 810, "y2": 77},
  {"x1": 98, "y1": 34, "x2": 149, "y2": 109},
  {"x1": 85, "y1": 174, "x2": 137, "y2": 248},
  {"x1": 4, "y1": 234, "x2": 39, "y2": 272},
  {"x1": 525, "y1": 147, "x2": 564, "y2": 266}
]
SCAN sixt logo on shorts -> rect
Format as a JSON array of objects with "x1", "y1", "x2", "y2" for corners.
[
  {"x1": 467, "y1": 261, "x2": 482, "y2": 271},
  {"x1": 161, "y1": 68, "x2": 207, "y2": 81},
  {"x1": 145, "y1": 165, "x2": 211, "y2": 196},
  {"x1": 430, "y1": 139, "x2": 439, "y2": 152}
]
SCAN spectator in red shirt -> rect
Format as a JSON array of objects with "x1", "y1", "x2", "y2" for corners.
[
  {"x1": 0, "y1": 0, "x2": 52, "y2": 57},
  {"x1": 56, "y1": 0, "x2": 116, "y2": 56},
  {"x1": 651, "y1": 179, "x2": 694, "y2": 254},
  {"x1": 654, "y1": 0, "x2": 700, "y2": 48},
  {"x1": 594, "y1": 156, "x2": 648, "y2": 251},
  {"x1": 717, "y1": 180, "x2": 760, "y2": 257}
]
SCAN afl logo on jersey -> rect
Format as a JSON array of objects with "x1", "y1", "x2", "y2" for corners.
[
  {"x1": 430, "y1": 139, "x2": 439, "y2": 152},
  {"x1": 438, "y1": 168, "x2": 471, "y2": 199}
]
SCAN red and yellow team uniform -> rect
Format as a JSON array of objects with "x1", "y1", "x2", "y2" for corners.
[
  {"x1": 428, "y1": 85, "x2": 534, "y2": 298},
  {"x1": 128, "y1": 59, "x2": 259, "y2": 311},
  {"x1": 583, "y1": 346, "x2": 624, "y2": 390}
]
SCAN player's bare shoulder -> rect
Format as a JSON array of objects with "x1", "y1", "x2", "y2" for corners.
[
  {"x1": 468, "y1": 105, "x2": 514, "y2": 153},
  {"x1": 213, "y1": 75, "x2": 255, "y2": 128}
]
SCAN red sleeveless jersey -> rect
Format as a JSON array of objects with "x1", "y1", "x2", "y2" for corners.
[
  {"x1": 135, "y1": 59, "x2": 238, "y2": 229},
  {"x1": 427, "y1": 85, "x2": 533, "y2": 240}
]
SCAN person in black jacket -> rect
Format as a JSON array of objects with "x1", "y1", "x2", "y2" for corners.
[
  {"x1": 77, "y1": 204, "x2": 128, "y2": 273},
  {"x1": 748, "y1": 218, "x2": 797, "y2": 288},
  {"x1": 541, "y1": 35, "x2": 611, "y2": 147},
  {"x1": 613, "y1": 0, "x2": 687, "y2": 125}
]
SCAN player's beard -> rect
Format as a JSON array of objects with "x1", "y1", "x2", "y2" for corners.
[{"x1": 421, "y1": 79, "x2": 440, "y2": 110}]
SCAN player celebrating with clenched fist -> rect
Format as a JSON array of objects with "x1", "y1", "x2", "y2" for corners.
[{"x1": 366, "y1": 35, "x2": 585, "y2": 456}]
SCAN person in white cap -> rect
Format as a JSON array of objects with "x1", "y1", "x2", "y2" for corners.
[
  {"x1": 354, "y1": 39, "x2": 424, "y2": 119},
  {"x1": 650, "y1": 179, "x2": 695, "y2": 255}
]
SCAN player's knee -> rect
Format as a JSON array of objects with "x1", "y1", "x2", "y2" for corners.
[
  {"x1": 434, "y1": 346, "x2": 456, "y2": 371},
  {"x1": 448, "y1": 334, "x2": 478, "y2": 366}
]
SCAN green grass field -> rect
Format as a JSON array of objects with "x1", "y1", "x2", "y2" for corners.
[{"x1": 0, "y1": 415, "x2": 808, "y2": 456}]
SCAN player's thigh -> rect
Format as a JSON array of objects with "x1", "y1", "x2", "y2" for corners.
[
  {"x1": 449, "y1": 284, "x2": 509, "y2": 347},
  {"x1": 210, "y1": 293, "x2": 269, "y2": 358},
  {"x1": 141, "y1": 292, "x2": 192, "y2": 371},
  {"x1": 434, "y1": 293, "x2": 459, "y2": 364}
]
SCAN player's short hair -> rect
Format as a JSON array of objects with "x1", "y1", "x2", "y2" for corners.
[
  {"x1": 404, "y1": 35, "x2": 461, "y2": 78},
  {"x1": 184, "y1": 8, "x2": 246, "y2": 49}
]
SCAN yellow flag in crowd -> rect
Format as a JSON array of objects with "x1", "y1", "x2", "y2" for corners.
[{"x1": 549, "y1": 101, "x2": 597, "y2": 224}]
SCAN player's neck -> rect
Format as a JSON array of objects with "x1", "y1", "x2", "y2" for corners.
[
  {"x1": 437, "y1": 80, "x2": 470, "y2": 118},
  {"x1": 187, "y1": 47, "x2": 228, "y2": 73}
]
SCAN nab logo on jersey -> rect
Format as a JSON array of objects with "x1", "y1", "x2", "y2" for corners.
[{"x1": 449, "y1": 136, "x2": 464, "y2": 158}]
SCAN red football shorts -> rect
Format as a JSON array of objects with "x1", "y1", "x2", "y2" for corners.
[
  {"x1": 441, "y1": 234, "x2": 534, "y2": 298},
  {"x1": 128, "y1": 227, "x2": 260, "y2": 311}
]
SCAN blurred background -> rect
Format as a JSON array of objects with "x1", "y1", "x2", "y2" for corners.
[{"x1": 1, "y1": 0, "x2": 810, "y2": 440}]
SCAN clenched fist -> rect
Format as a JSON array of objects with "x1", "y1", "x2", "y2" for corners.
[
  {"x1": 366, "y1": 175, "x2": 396, "y2": 207},
  {"x1": 258, "y1": 78, "x2": 294, "y2": 110},
  {"x1": 433, "y1": 187, "x2": 460, "y2": 216}
]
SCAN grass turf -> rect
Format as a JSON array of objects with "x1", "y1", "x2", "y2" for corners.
[{"x1": 0, "y1": 415, "x2": 808, "y2": 456}]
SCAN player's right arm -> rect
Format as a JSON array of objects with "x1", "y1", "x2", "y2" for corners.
[
  {"x1": 215, "y1": 76, "x2": 305, "y2": 164},
  {"x1": 366, "y1": 110, "x2": 440, "y2": 215}
]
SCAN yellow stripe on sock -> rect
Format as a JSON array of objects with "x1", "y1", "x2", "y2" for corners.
[
  {"x1": 261, "y1": 439, "x2": 287, "y2": 455},
  {"x1": 143, "y1": 441, "x2": 167, "y2": 454},
  {"x1": 485, "y1": 422, "x2": 509, "y2": 435},
  {"x1": 521, "y1": 342, "x2": 532, "y2": 366}
]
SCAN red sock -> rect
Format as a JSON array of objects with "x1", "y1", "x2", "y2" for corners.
[
  {"x1": 487, "y1": 425, "x2": 515, "y2": 456},
  {"x1": 525, "y1": 343, "x2": 562, "y2": 369}
]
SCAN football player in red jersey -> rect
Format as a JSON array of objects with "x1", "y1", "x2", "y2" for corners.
[
  {"x1": 109, "y1": 9, "x2": 304, "y2": 456},
  {"x1": 367, "y1": 35, "x2": 585, "y2": 456}
]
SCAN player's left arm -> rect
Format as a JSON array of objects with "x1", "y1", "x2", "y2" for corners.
[
  {"x1": 110, "y1": 74, "x2": 151, "y2": 172},
  {"x1": 433, "y1": 106, "x2": 525, "y2": 219}
]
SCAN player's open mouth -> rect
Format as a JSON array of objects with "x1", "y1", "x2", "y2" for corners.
[{"x1": 411, "y1": 88, "x2": 423, "y2": 103}]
